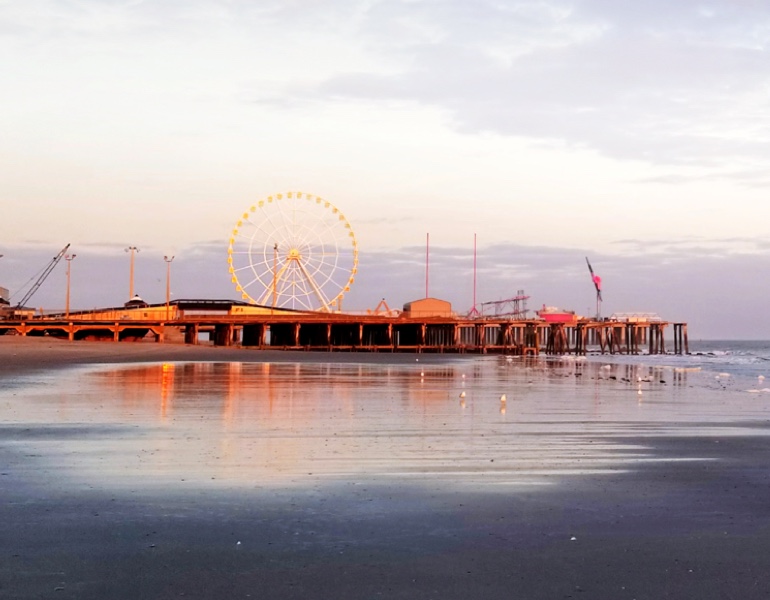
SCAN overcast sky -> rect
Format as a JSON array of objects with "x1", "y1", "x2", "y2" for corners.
[{"x1": 1, "y1": 1, "x2": 769, "y2": 338}]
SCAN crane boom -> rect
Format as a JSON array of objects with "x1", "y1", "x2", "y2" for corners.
[{"x1": 15, "y1": 244, "x2": 71, "y2": 309}]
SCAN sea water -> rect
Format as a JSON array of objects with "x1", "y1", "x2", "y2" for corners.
[
  {"x1": 3, "y1": 344, "x2": 770, "y2": 493},
  {"x1": 582, "y1": 339, "x2": 770, "y2": 390}
]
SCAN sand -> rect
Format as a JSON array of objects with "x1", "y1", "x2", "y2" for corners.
[
  {"x1": 2, "y1": 336, "x2": 770, "y2": 599},
  {"x1": 0, "y1": 336, "x2": 464, "y2": 375}
]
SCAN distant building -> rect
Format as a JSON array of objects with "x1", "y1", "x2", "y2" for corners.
[{"x1": 402, "y1": 297, "x2": 453, "y2": 318}]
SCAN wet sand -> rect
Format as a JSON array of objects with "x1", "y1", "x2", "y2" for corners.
[
  {"x1": 0, "y1": 336, "x2": 465, "y2": 375},
  {"x1": 2, "y1": 337, "x2": 770, "y2": 599}
]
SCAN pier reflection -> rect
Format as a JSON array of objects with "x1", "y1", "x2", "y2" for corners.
[
  {"x1": 89, "y1": 358, "x2": 699, "y2": 435},
  {"x1": 7, "y1": 352, "x2": 753, "y2": 494}
]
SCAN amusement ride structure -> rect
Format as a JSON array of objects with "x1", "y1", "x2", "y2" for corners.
[{"x1": 227, "y1": 192, "x2": 358, "y2": 312}]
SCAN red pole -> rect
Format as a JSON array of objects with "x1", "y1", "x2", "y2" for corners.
[{"x1": 473, "y1": 233, "x2": 477, "y2": 312}]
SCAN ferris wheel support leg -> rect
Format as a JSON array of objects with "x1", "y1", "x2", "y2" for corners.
[
  {"x1": 296, "y1": 260, "x2": 333, "y2": 312},
  {"x1": 257, "y1": 262, "x2": 291, "y2": 306}
]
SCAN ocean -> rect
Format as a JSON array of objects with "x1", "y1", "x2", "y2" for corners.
[
  {"x1": 580, "y1": 339, "x2": 770, "y2": 390},
  {"x1": 3, "y1": 340, "x2": 770, "y2": 492}
]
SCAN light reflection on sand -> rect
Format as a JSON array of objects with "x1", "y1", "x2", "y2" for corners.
[{"x1": 3, "y1": 357, "x2": 770, "y2": 491}]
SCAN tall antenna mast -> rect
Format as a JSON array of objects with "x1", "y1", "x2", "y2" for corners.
[
  {"x1": 468, "y1": 233, "x2": 479, "y2": 317},
  {"x1": 425, "y1": 233, "x2": 430, "y2": 298}
]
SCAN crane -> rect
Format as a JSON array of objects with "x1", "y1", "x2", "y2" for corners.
[{"x1": 15, "y1": 244, "x2": 71, "y2": 310}]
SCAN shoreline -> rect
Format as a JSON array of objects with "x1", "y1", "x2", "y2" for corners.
[{"x1": 4, "y1": 336, "x2": 770, "y2": 599}]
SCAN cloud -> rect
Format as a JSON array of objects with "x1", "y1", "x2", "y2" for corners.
[
  {"x1": 281, "y1": 0, "x2": 770, "y2": 168},
  {"x1": 349, "y1": 238, "x2": 770, "y2": 339},
  {"x1": 3, "y1": 234, "x2": 770, "y2": 338}
]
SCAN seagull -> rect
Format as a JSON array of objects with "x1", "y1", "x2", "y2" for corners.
[
  {"x1": 500, "y1": 394, "x2": 507, "y2": 403},
  {"x1": 459, "y1": 391, "x2": 466, "y2": 398}
]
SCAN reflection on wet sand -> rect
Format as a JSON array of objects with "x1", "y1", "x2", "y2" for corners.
[{"x1": 4, "y1": 357, "x2": 768, "y2": 491}]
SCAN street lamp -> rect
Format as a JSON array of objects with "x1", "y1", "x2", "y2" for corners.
[
  {"x1": 65, "y1": 254, "x2": 77, "y2": 318},
  {"x1": 272, "y1": 243, "x2": 278, "y2": 308},
  {"x1": 164, "y1": 255, "x2": 175, "y2": 321},
  {"x1": 125, "y1": 246, "x2": 140, "y2": 299}
]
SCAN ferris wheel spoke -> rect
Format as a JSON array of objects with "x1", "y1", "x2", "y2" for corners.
[
  {"x1": 245, "y1": 226, "x2": 291, "y2": 258},
  {"x1": 277, "y1": 199, "x2": 300, "y2": 246},
  {"x1": 233, "y1": 261, "x2": 272, "y2": 286},
  {"x1": 238, "y1": 274, "x2": 267, "y2": 293},
  {"x1": 239, "y1": 213, "x2": 286, "y2": 249},
  {"x1": 251, "y1": 213, "x2": 293, "y2": 249}
]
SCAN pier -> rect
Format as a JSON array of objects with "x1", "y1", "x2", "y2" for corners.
[{"x1": 0, "y1": 300, "x2": 688, "y2": 355}]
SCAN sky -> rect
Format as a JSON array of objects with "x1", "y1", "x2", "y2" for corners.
[{"x1": 1, "y1": 0, "x2": 769, "y2": 338}]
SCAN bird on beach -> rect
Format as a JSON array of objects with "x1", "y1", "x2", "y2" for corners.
[
  {"x1": 500, "y1": 394, "x2": 507, "y2": 403},
  {"x1": 459, "y1": 391, "x2": 466, "y2": 398}
]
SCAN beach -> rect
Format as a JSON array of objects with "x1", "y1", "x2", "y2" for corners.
[{"x1": 2, "y1": 336, "x2": 770, "y2": 599}]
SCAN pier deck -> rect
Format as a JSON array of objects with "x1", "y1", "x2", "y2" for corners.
[{"x1": 0, "y1": 312, "x2": 688, "y2": 355}]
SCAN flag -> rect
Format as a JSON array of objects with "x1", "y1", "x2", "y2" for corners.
[{"x1": 585, "y1": 257, "x2": 602, "y2": 301}]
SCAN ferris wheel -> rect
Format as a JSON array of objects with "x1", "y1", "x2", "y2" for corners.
[{"x1": 227, "y1": 192, "x2": 358, "y2": 312}]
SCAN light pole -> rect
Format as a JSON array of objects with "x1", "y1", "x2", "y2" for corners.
[
  {"x1": 65, "y1": 254, "x2": 77, "y2": 318},
  {"x1": 164, "y1": 255, "x2": 174, "y2": 321},
  {"x1": 125, "y1": 246, "x2": 140, "y2": 299},
  {"x1": 272, "y1": 243, "x2": 278, "y2": 308}
]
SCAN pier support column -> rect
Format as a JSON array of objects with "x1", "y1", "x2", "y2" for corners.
[
  {"x1": 674, "y1": 324, "x2": 680, "y2": 355},
  {"x1": 185, "y1": 324, "x2": 199, "y2": 345},
  {"x1": 214, "y1": 324, "x2": 233, "y2": 346},
  {"x1": 242, "y1": 324, "x2": 262, "y2": 347},
  {"x1": 574, "y1": 324, "x2": 586, "y2": 355},
  {"x1": 523, "y1": 324, "x2": 539, "y2": 355}
]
